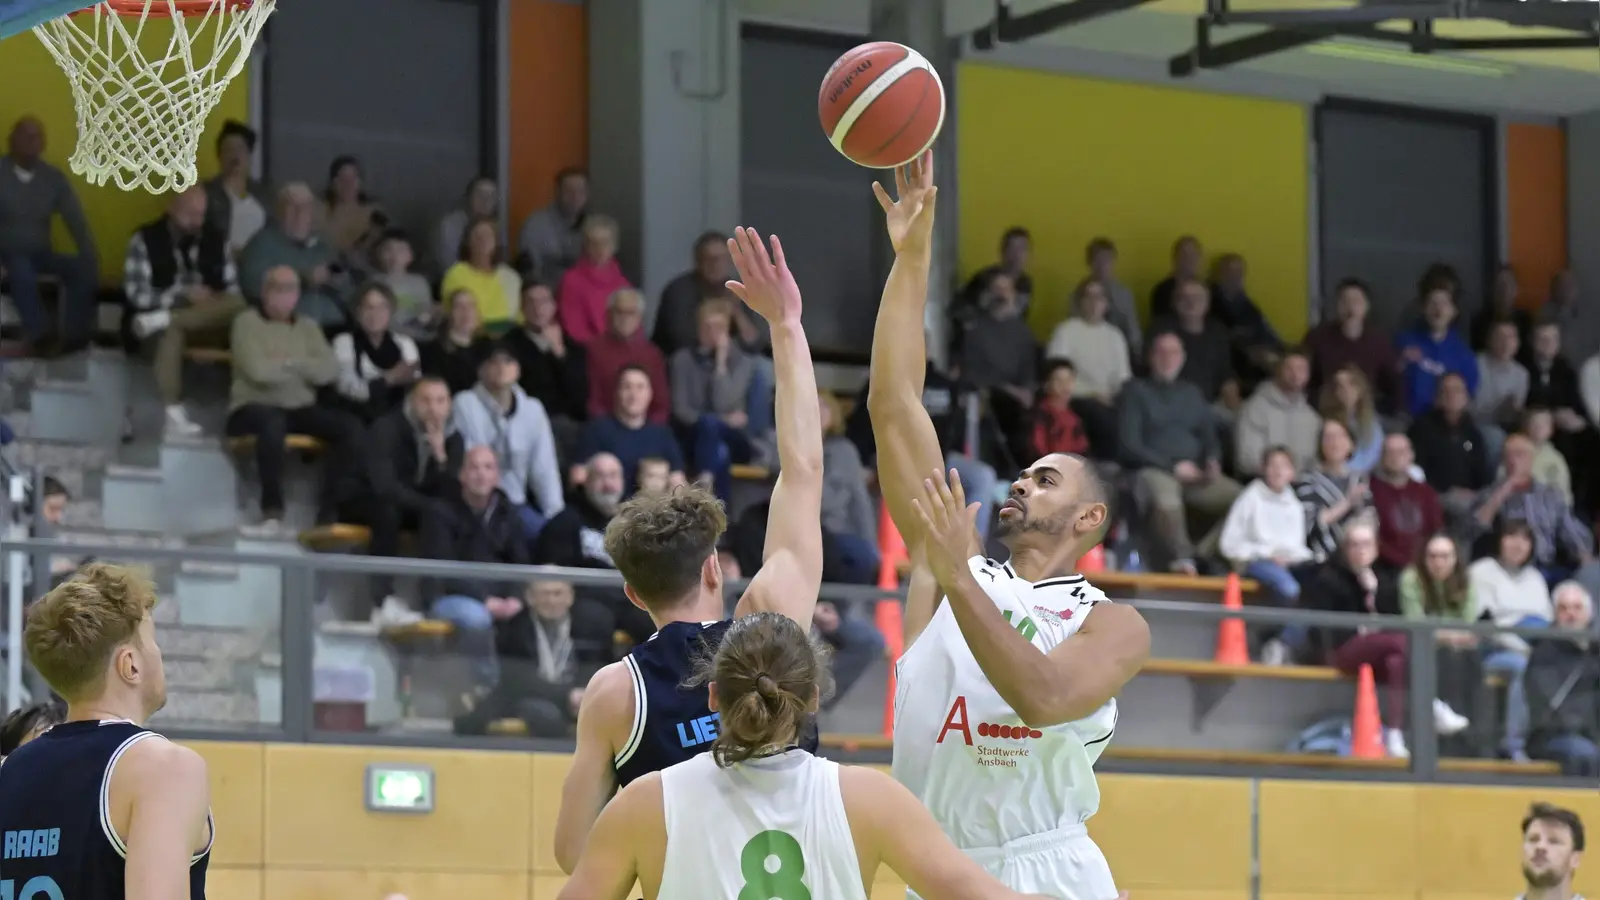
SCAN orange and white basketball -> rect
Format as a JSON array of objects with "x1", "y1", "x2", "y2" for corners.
[{"x1": 817, "y1": 41, "x2": 945, "y2": 169}]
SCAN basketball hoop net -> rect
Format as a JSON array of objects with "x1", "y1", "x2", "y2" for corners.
[{"x1": 32, "y1": 0, "x2": 275, "y2": 193}]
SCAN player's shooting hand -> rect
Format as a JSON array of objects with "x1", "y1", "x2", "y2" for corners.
[
  {"x1": 910, "y1": 467, "x2": 980, "y2": 589},
  {"x1": 872, "y1": 149, "x2": 937, "y2": 256},
  {"x1": 725, "y1": 226, "x2": 802, "y2": 326}
]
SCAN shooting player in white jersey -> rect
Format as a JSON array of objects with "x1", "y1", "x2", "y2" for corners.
[
  {"x1": 864, "y1": 151, "x2": 1150, "y2": 899},
  {"x1": 557, "y1": 611, "x2": 1057, "y2": 900}
]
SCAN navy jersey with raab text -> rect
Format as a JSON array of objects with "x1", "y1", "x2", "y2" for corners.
[
  {"x1": 0, "y1": 720, "x2": 211, "y2": 900},
  {"x1": 613, "y1": 619, "x2": 818, "y2": 787}
]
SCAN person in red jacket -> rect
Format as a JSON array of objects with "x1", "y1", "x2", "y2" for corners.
[
  {"x1": 557, "y1": 214, "x2": 632, "y2": 344},
  {"x1": 1030, "y1": 358, "x2": 1090, "y2": 459},
  {"x1": 584, "y1": 287, "x2": 670, "y2": 423},
  {"x1": 1369, "y1": 432, "x2": 1443, "y2": 578}
]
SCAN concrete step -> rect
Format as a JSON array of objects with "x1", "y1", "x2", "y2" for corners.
[
  {"x1": 165, "y1": 656, "x2": 250, "y2": 692},
  {"x1": 151, "y1": 687, "x2": 259, "y2": 727},
  {"x1": 155, "y1": 623, "x2": 268, "y2": 661}
]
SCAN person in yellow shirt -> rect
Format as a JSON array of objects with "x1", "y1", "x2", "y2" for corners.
[{"x1": 441, "y1": 217, "x2": 521, "y2": 329}]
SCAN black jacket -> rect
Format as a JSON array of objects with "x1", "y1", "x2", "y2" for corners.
[
  {"x1": 533, "y1": 494, "x2": 616, "y2": 570},
  {"x1": 1303, "y1": 560, "x2": 1400, "y2": 651},
  {"x1": 418, "y1": 489, "x2": 528, "y2": 600},
  {"x1": 1525, "y1": 636, "x2": 1600, "y2": 744},
  {"x1": 495, "y1": 599, "x2": 616, "y2": 695},
  {"x1": 848, "y1": 363, "x2": 974, "y2": 465},
  {"x1": 1525, "y1": 357, "x2": 1585, "y2": 415},
  {"x1": 366, "y1": 408, "x2": 463, "y2": 513},
  {"x1": 420, "y1": 335, "x2": 494, "y2": 396},
  {"x1": 502, "y1": 327, "x2": 588, "y2": 421},
  {"x1": 138, "y1": 216, "x2": 230, "y2": 298},
  {"x1": 1408, "y1": 410, "x2": 1493, "y2": 494}
]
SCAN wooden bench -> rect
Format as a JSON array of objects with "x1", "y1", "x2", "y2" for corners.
[
  {"x1": 731, "y1": 463, "x2": 772, "y2": 481},
  {"x1": 299, "y1": 523, "x2": 372, "y2": 552},
  {"x1": 182, "y1": 347, "x2": 233, "y2": 365},
  {"x1": 226, "y1": 433, "x2": 327, "y2": 455},
  {"x1": 487, "y1": 717, "x2": 530, "y2": 737},
  {"x1": 379, "y1": 619, "x2": 454, "y2": 641},
  {"x1": 1141, "y1": 658, "x2": 1341, "y2": 682}
]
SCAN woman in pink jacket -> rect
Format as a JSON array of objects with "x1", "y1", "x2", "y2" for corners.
[{"x1": 558, "y1": 214, "x2": 632, "y2": 344}]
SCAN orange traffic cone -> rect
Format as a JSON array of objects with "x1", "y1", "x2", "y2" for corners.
[
  {"x1": 1213, "y1": 572, "x2": 1249, "y2": 666},
  {"x1": 1077, "y1": 544, "x2": 1106, "y2": 573},
  {"x1": 875, "y1": 501, "x2": 907, "y2": 738},
  {"x1": 1349, "y1": 663, "x2": 1384, "y2": 759}
]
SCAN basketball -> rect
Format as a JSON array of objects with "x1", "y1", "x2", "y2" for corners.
[{"x1": 817, "y1": 41, "x2": 945, "y2": 169}]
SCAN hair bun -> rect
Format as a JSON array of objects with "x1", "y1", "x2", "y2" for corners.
[{"x1": 755, "y1": 674, "x2": 779, "y2": 700}]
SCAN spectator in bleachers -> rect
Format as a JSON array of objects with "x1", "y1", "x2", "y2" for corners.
[
  {"x1": 225, "y1": 265, "x2": 355, "y2": 526},
  {"x1": 503, "y1": 281, "x2": 587, "y2": 451},
  {"x1": 432, "y1": 176, "x2": 498, "y2": 277},
  {"x1": 1219, "y1": 445, "x2": 1314, "y2": 665},
  {"x1": 534, "y1": 451, "x2": 624, "y2": 570},
  {"x1": 456, "y1": 578, "x2": 615, "y2": 738},
  {"x1": 653, "y1": 230, "x2": 732, "y2": 358},
  {"x1": 452, "y1": 342, "x2": 565, "y2": 542},
  {"x1": 318, "y1": 156, "x2": 383, "y2": 263},
  {"x1": 1151, "y1": 278, "x2": 1233, "y2": 405},
  {"x1": 671, "y1": 298, "x2": 757, "y2": 501},
  {"x1": 1302, "y1": 278, "x2": 1397, "y2": 410},
  {"x1": 421, "y1": 291, "x2": 493, "y2": 395},
  {"x1": 419, "y1": 445, "x2": 528, "y2": 687},
  {"x1": 1408, "y1": 372, "x2": 1493, "y2": 520},
  {"x1": 237, "y1": 182, "x2": 346, "y2": 329},
  {"x1": 441, "y1": 217, "x2": 520, "y2": 329},
  {"x1": 959, "y1": 227, "x2": 1033, "y2": 323},
  {"x1": 1522, "y1": 409, "x2": 1574, "y2": 508},
  {"x1": 584, "y1": 287, "x2": 669, "y2": 424},
  {"x1": 1302, "y1": 521, "x2": 1409, "y2": 757},
  {"x1": 1525, "y1": 580, "x2": 1600, "y2": 776},
  {"x1": 363, "y1": 377, "x2": 462, "y2": 627},
  {"x1": 1297, "y1": 419, "x2": 1370, "y2": 563},
  {"x1": 1539, "y1": 270, "x2": 1600, "y2": 372},
  {"x1": 1524, "y1": 322, "x2": 1598, "y2": 510},
  {"x1": 558, "y1": 215, "x2": 631, "y2": 345},
  {"x1": 574, "y1": 365, "x2": 684, "y2": 496},
  {"x1": 328, "y1": 282, "x2": 421, "y2": 423},
  {"x1": 1234, "y1": 349, "x2": 1320, "y2": 477},
  {"x1": 1148, "y1": 234, "x2": 1204, "y2": 321},
  {"x1": 1466, "y1": 433, "x2": 1592, "y2": 580},
  {"x1": 1469, "y1": 265, "x2": 1531, "y2": 352},
  {"x1": 1043, "y1": 279, "x2": 1127, "y2": 455},
  {"x1": 635, "y1": 457, "x2": 671, "y2": 495},
  {"x1": 819, "y1": 391, "x2": 878, "y2": 586},
  {"x1": 1397, "y1": 532, "x2": 1476, "y2": 738},
  {"x1": 202, "y1": 120, "x2": 269, "y2": 256},
  {"x1": 0, "y1": 115, "x2": 96, "y2": 354},
  {"x1": 371, "y1": 230, "x2": 436, "y2": 338},
  {"x1": 1084, "y1": 237, "x2": 1142, "y2": 360},
  {"x1": 1472, "y1": 319, "x2": 1529, "y2": 465},
  {"x1": 518, "y1": 167, "x2": 587, "y2": 286},
  {"x1": 123, "y1": 185, "x2": 245, "y2": 439},
  {"x1": 812, "y1": 599, "x2": 885, "y2": 711},
  {"x1": 1469, "y1": 519, "x2": 1551, "y2": 761},
  {"x1": 1029, "y1": 359, "x2": 1089, "y2": 460},
  {"x1": 1577, "y1": 337, "x2": 1600, "y2": 434},
  {"x1": 959, "y1": 270, "x2": 1039, "y2": 461},
  {"x1": 1210, "y1": 252, "x2": 1285, "y2": 386},
  {"x1": 1371, "y1": 433, "x2": 1443, "y2": 577},
  {"x1": 1397, "y1": 287, "x2": 1477, "y2": 418},
  {"x1": 1120, "y1": 331, "x2": 1241, "y2": 574},
  {"x1": 1317, "y1": 365, "x2": 1382, "y2": 474}
]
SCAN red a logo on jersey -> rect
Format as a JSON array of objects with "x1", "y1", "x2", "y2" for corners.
[{"x1": 936, "y1": 696, "x2": 972, "y2": 745}]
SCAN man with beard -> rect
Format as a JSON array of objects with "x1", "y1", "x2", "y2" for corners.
[
  {"x1": 535, "y1": 452, "x2": 627, "y2": 570},
  {"x1": 1519, "y1": 803, "x2": 1585, "y2": 900}
]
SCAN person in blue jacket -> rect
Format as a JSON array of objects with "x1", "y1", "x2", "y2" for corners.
[{"x1": 1397, "y1": 286, "x2": 1478, "y2": 418}]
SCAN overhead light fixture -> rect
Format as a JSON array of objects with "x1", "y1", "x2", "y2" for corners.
[{"x1": 1307, "y1": 40, "x2": 1515, "y2": 77}]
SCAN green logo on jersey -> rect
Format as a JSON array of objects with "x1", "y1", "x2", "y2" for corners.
[
  {"x1": 738, "y1": 829, "x2": 810, "y2": 900},
  {"x1": 1002, "y1": 609, "x2": 1038, "y2": 641}
]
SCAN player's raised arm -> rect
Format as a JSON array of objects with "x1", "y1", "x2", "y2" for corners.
[
  {"x1": 123, "y1": 740, "x2": 211, "y2": 900},
  {"x1": 914, "y1": 468, "x2": 1150, "y2": 726},
  {"x1": 865, "y1": 152, "x2": 978, "y2": 567},
  {"x1": 556, "y1": 773, "x2": 657, "y2": 900},
  {"x1": 554, "y1": 662, "x2": 629, "y2": 874},
  {"x1": 725, "y1": 227, "x2": 825, "y2": 628}
]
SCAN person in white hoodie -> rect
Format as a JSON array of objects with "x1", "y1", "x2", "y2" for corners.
[
  {"x1": 1044, "y1": 278, "x2": 1130, "y2": 456},
  {"x1": 1467, "y1": 518, "x2": 1554, "y2": 760},
  {"x1": 1220, "y1": 445, "x2": 1315, "y2": 664},
  {"x1": 452, "y1": 340, "x2": 567, "y2": 543}
]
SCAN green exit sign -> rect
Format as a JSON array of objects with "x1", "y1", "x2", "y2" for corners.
[{"x1": 365, "y1": 764, "x2": 435, "y2": 813}]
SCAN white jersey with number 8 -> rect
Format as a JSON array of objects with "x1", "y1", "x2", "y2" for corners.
[
  {"x1": 658, "y1": 748, "x2": 868, "y2": 900},
  {"x1": 891, "y1": 556, "x2": 1119, "y2": 898}
]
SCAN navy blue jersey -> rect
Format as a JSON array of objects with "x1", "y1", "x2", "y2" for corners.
[
  {"x1": 0, "y1": 720, "x2": 211, "y2": 900},
  {"x1": 613, "y1": 619, "x2": 819, "y2": 787}
]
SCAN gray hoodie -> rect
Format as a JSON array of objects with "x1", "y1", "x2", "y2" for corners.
[{"x1": 451, "y1": 383, "x2": 565, "y2": 518}]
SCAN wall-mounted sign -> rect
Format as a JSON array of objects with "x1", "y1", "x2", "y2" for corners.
[{"x1": 365, "y1": 764, "x2": 434, "y2": 814}]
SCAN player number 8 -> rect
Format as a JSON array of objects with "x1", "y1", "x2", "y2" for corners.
[
  {"x1": 1, "y1": 877, "x2": 65, "y2": 900},
  {"x1": 738, "y1": 829, "x2": 810, "y2": 900}
]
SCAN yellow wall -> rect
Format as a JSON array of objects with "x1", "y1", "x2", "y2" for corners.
[
  {"x1": 0, "y1": 22, "x2": 251, "y2": 283},
  {"x1": 186, "y1": 740, "x2": 1600, "y2": 900},
  {"x1": 956, "y1": 62, "x2": 1311, "y2": 343}
]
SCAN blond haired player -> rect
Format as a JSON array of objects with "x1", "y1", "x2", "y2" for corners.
[
  {"x1": 0, "y1": 563, "x2": 213, "y2": 900},
  {"x1": 864, "y1": 153, "x2": 1150, "y2": 899}
]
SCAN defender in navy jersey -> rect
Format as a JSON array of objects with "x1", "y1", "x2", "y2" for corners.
[
  {"x1": 0, "y1": 564, "x2": 213, "y2": 900},
  {"x1": 553, "y1": 227, "x2": 827, "y2": 874}
]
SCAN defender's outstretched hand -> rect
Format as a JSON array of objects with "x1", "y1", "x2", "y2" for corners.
[
  {"x1": 872, "y1": 150, "x2": 937, "y2": 256},
  {"x1": 910, "y1": 467, "x2": 980, "y2": 589},
  {"x1": 725, "y1": 226, "x2": 802, "y2": 325}
]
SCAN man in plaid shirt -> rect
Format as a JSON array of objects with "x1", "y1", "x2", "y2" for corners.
[{"x1": 123, "y1": 186, "x2": 245, "y2": 437}]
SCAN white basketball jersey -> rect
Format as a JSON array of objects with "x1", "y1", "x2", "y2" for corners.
[
  {"x1": 892, "y1": 556, "x2": 1118, "y2": 852},
  {"x1": 658, "y1": 749, "x2": 868, "y2": 900}
]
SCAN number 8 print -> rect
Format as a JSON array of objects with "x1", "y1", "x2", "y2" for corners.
[{"x1": 737, "y1": 829, "x2": 810, "y2": 900}]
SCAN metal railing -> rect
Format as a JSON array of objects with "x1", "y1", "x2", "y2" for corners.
[{"x1": 0, "y1": 531, "x2": 1593, "y2": 786}]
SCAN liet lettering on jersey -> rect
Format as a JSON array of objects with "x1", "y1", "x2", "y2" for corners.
[{"x1": 676, "y1": 711, "x2": 721, "y2": 748}]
